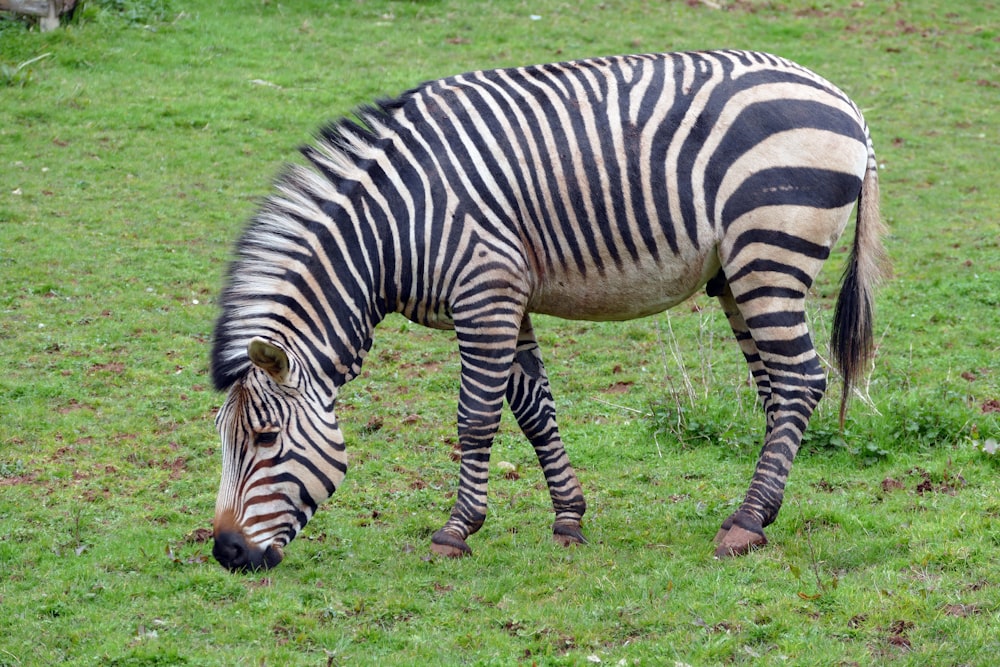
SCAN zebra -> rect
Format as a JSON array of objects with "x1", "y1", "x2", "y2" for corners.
[{"x1": 209, "y1": 50, "x2": 886, "y2": 571}]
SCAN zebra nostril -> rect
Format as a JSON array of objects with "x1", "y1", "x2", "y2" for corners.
[{"x1": 213, "y1": 530, "x2": 250, "y2": 571}]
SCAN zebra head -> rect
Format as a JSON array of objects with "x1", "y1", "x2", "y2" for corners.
[{"x1": 212, "y1": 337, "x2": 345, "y2": 571}]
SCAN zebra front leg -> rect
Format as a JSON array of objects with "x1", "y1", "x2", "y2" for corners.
[
  {"x1": 430, "y1": 303, "x2": 523, "y2": 558},
  {"x1": 430, "y1": 385, "x2": 505, "y2": 558},
  {"x1": 506, "y1": 315, "x2": 587, "y2": 547}
]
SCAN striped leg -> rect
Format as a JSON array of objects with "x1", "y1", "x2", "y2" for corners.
[
  {"x1": 708, "y1": 271, "x2": 772, "y2": 411},
  {"x1": 506, "y1": 315, "x2": 587, "y2": 546},
  {"x1": 430, "y1": 286, "x2": 525, "y2": 558},
  {"x1": 713, "y1": 248, "x2": 830, "y2": 558},
  {"x1": 712, "y1": 275, "x2": 777, "y2": 554}
]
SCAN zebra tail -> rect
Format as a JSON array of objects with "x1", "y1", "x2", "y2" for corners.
[{"x1": 831, "y1": 153, "x2": 889, "y2": 427}]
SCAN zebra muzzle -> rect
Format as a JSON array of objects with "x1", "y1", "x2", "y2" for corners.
[{"x1": 212, "y1": 530, "x2": 285, "y2": 572}]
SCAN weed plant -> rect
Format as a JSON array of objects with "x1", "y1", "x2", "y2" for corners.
[{"x1": 1, "y1": 1, "x2": 998, "y2": 665}]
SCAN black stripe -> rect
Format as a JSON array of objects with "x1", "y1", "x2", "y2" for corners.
[
  {"x1": 727, "y1": 258, "x2": 815, "y2": 289},
  {"x1": 735, "y1": 285, "x2": 805, "y2": 304},
  {"x1": 744, "y1": 311, "x2": 806, "y2": 329},
  {"x1": 755, "y1": 331, "x2": 815, "y2": 357},
  {"x1": 728, "y1": 228, "x2": 832, "y2": 263},
  {"x1": 722, "y1": 167, "x2": 862, "y2": 230}
]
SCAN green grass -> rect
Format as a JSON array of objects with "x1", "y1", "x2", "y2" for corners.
[{"x1": 2, "y1": 0, "x2": 999, "y2": 665}]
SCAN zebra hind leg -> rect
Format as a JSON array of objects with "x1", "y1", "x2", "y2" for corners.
[
  {"x1": 709, "y1": 274, "x2": 773, "y2": 553},
  {"x1": 713, "y1": 271, "x2": 827, "y2": 558},
  {"x1": 708, "y1": 270, "x2": 773, "y2": 414},
  {"x1": 506, "y1": 315, "x2": 587, "y2": 547}
]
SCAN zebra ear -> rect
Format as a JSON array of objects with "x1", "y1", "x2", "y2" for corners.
[{"x1": 247, "y1": 337, "x2": 290, "y2": 384}]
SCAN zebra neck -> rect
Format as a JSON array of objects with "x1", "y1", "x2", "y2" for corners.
[{"x1": 304, "y1": 218, "x2": 387, "y2": 387}]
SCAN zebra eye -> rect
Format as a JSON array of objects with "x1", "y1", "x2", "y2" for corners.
[{"x1": 255, "y1": 430, "x2": 279, "y2": 447}]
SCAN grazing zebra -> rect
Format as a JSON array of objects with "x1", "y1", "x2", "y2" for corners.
[{"x1": 210, "y1": 50, "x2": 886, "y2": 571}]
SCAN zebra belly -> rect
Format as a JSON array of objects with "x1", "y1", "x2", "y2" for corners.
[{"x1": 528, "y1": 248, "x2": 720, "y2": 322}]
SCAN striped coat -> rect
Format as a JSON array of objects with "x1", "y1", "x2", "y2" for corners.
[{"x1": 210, "y1": 50, "x2": 885, "y2": 571}]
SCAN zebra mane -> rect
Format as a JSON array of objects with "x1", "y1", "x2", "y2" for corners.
[
  {"x1": 299, "y1": 99, "x2": 404, "y2": 188},
  {"x1": 210, "y1": 96, "x2": 412, "y2": 391}
]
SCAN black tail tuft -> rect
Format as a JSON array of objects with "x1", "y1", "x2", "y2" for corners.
[{"x1": 830, "y1": 162, "x2": 887, "y2": 426}]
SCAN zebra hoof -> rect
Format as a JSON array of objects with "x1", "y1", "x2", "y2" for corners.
[
  {"x1": 431, "y1": 530, "x2": 472, "y2": 558},
  {"x1": 714, "y1": 525, "x2": 767, "y2": 558},
  {"x1": 713, "y1": 513, "x2": 736, "y2": 544},
  {"x1": 553, "y1": 521, "x2": 587, "y2": 547}
]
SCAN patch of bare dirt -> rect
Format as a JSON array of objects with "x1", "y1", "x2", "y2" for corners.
[
  {"x1": 604, "y1": 381, "x2": 633, "y2": 394},
  {"x1": 0, "y1": 473, "x2": 38, "y2": 487},
  {"x1": 185, "y1": 527, "x2": 213, "y2": 543},
  {"x1": 881, "y1": 468, "x2": 965, "y2": 496},
  {"x1": 881, "y1": 477, "x2": 906, "y2": 492},
  {"x1": 87, "y1": 361, "x2": 125, "y2": 374},
  {"x1": 943, "y1": 604, "x2": 981, "y2": 618}
]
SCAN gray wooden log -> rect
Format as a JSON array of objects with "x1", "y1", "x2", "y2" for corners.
[
  {"x1": 0, "y1": 0, "x2": 76, "y2": 18},
  {"x1": 1, "y1": 0, "x2": 77, "y2": 31},
  {"x1": 0, "y1": 0, "x2": 53, "y2": 17}
]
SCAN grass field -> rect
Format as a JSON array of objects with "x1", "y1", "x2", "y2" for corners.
[{"x1": 1, "y1": 0, "x2": 998, "y2": 665}]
